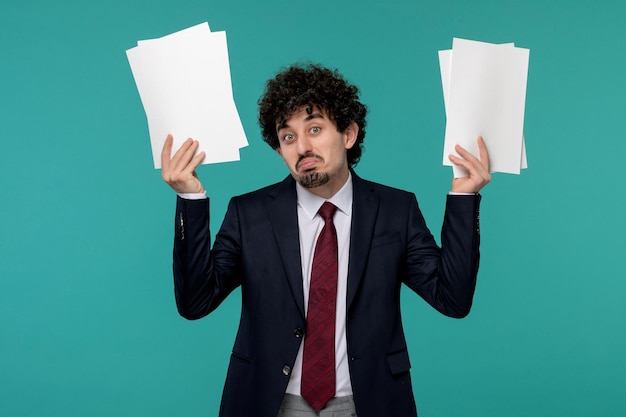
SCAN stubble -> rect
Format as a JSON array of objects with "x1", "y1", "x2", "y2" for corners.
[{"x1": 296, "y1": 172, "x2": 330, "y2": 188}]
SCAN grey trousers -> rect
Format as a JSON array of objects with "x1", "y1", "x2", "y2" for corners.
[{"x1": 277, "y1": 394, "x2": 357, "y2": 417}]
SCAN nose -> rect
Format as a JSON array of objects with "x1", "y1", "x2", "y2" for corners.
[{"x1": 296, "y1": 134, "x2": 312, "y2": 155}]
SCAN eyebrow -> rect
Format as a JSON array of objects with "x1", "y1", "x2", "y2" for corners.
[
  {"x1": 305, "y1": 112, "x2": 324, "y2": 121},
  {"x1": 276, "y1": 112, "x2": 325, "y2": 131}
]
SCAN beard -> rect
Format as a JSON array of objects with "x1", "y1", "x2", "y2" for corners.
[
  {"x1": 295, "y1": 152, "x2": 330, "y2": 189},
  {"x1": 296, "y1": 171, "x2": 330, "y2": 188}
]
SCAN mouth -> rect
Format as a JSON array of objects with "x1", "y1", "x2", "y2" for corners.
[{"x1": 296, "y1": 155, "x2": 323, "y2": 171}]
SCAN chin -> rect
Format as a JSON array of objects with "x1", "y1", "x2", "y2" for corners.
[{"x1": 297, "y1": 171, "x2": 330, "y2": 189}]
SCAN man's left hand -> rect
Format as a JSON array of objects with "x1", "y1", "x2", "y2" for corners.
[{"x1": 449, "y1": 136, "x2": 492, "y2": 194}]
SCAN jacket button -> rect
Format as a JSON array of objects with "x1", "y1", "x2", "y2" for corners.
[
  {"x1": 282, "y1": 365, "x2": 291, "y2": 376},
  {"x1": 294, "y1": 328, "x2": 304, "y2": 338}
]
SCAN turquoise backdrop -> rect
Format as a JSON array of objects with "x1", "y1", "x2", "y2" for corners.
[{"x1": 2, "y1": 0, "x2": 625, "y2": 416}]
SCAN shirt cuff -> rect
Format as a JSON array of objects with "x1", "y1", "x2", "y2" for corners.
[{"x1": 177, "y1": 192, "x2": 207, "y2": 200}]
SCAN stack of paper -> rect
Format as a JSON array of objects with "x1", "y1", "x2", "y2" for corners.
[
  {"x1": 439, "y1": 38, "x2": 529, "y2": 177},
  {"x1": 126, "y1": 22, "x2": 248, "y2": 169}
]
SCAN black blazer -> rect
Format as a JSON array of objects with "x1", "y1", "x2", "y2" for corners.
[{"x1": 173, "y1": 173, "x2": 481, "y2": 417}]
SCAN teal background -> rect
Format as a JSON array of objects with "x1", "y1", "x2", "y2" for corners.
[{"x1": 2, "y1": 0, "x2": 625, "y2": 416}]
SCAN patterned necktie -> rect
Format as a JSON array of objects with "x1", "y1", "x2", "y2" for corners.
[{"x1": 301, "y1": 201, "x2": 338, "y2": 412}]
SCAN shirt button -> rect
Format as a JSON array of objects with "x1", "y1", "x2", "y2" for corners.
[
  {"x1": 294, "y1": 328, "x2": 304, "y2": 338},
  {"x1": 282, "y1": 365, "x2": 291, "y2": 376}
]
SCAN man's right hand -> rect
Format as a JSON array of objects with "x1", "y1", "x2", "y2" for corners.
[{"x1": 161, "y1": 134, "x2": 206, "y2": 194}]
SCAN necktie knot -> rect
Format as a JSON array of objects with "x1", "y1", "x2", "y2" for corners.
[{"x1": 318, "y1": 202, "x2": 337, "y2": 222}]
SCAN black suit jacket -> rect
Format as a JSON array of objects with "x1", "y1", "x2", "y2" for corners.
[{"x1": 173, "y1": 173, "x2": 481, "y2": 417}]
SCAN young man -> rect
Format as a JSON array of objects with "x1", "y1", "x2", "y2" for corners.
[{"x1": 161, "y1": 64, "x2": 491, "y2": 417}]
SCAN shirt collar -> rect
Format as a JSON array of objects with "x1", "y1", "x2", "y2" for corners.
[{"x1": 296, "y1": 172, "x2": 353, "y2": 220}]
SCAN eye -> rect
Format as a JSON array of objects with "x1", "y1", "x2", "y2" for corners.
[
  {"x1": 282, "y1": 133, "x2": 295, "y2": 143},
  {"x1": 310, "y1": 126, "x2": 321, "y2": 134}
]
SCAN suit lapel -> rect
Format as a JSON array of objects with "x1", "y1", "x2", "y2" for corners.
[
  {"x1": 264, "y1": 174, "x2": 380, "y2": 317},
  {"x1": 347, "y1": 174, "x2": 379, "y2": 310},
  {"x1": 265, "y1": 176, "x2": 306, "y2": 318}
]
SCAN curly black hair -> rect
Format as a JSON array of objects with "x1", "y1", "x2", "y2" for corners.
[{"x1": 258, "y1": 63, "x2": 367, "y2": 167}]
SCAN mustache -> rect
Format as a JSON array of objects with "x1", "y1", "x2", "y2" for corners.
[{"x1": 296, "y1": 152, "x2": 324, "y2": 169}]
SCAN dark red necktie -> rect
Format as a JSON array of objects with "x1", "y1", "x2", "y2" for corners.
[{"x1": 301, "y1": 202, "x2": 338, "y2": 412}]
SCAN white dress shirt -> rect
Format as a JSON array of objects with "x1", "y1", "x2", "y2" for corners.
[{"x1": 285, "y1": 173, "x2": 354, "y2": 398}]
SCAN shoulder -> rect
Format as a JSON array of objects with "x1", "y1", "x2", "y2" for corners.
[
  {"x1": 353, "y1": 173, "x2": 415, "y2": 200},
  {"x1": 230, "y1": 175, "x2": 295, "y2": 205}
]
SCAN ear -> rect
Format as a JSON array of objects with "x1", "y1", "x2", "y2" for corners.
[
  {"x1": 343, "y1": 122, "x2": 359, "y2": 150},
  {"x1": 275, "y1": 147, "x2": 282, "y2": 157}
]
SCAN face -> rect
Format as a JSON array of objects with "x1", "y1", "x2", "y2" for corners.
[{"x1": 276, "y1": 106, "x2": 358, "y2": 198}]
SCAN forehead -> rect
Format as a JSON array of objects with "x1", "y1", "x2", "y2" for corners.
[{"x1": 276, "y1": 106, "x2": 331, "y2": 130}]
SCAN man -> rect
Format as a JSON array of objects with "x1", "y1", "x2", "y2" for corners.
[{"x1": 161, "y1": 64, "x2": 491, "y2": 417}]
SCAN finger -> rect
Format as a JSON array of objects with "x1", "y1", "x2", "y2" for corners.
[
  {"x1": 454, "y1": 142, "x2": 489, "y2": 179},
  {"x1": 161, "y1": 134, "x2": 174, "y2": 172},
  {"x1": 181, "y1": 139, "x2": 200, "y2": 168},
  {"x1": 169, "y1": 138, "x2": 195, "y2": 172},
  {"x1": 451, "y1": 146, "x2": 479, "y2": 176},
  {"x1": 448, "y1": 153, "x2": 472, "y2": 173},
  {"x1": 454, "y1": 143, "x2": 478, "y2": 163},
  {"x1": 450, "y1": 149, "x2": 489, "y2": 184},
  {"x1": 477, "y1": 136, "x2": 490, "y2": 172},
  {"x1": 172, "y1": 139, "x2": 200, "y2": 175},
  {"x1": 183, "y1": 151, "x2": 206, "y2": 175}
]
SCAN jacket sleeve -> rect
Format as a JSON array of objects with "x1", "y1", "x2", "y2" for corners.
[
  {"x1": 404, "y1": 194, "x2": 481, "y2": 318},
  {"x1": 172, "y1": 196, "x2": 242, "y2": 320}
]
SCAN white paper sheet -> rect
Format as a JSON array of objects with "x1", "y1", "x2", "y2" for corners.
[
  {"x1": 439, "y1": 38, "x2": 529, "y2": 176},
  {"x1": 439, "y1": 44, "x2": 528, "y2": 171},
  {"x1": 126, "y1": 23, "x2": 247, "y2": 168}
]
